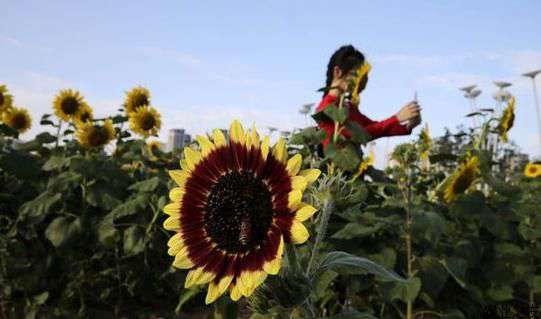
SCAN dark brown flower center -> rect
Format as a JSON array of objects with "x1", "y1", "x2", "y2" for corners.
[
  {"x1": 529, "y1": 166, "x2": 538, "y2": 174},
  {"x1": 79, "y1": 111, "x2": 91, "y2": 122},
  {"x1": 140, "y1": 113, "x2": 156, "y2": 131},
  {"x1": 87, "y1": 126, "x2": 110, "y2": 147},
  {"x1": 11, "y1": 113, "x2": 28, "y2": 130},
  {"x1": 61, "y1": 97, "x2": 80, "y2": 115},
  {"x1": 452, "y1": 168, "x2": 474, "y2": 194},
  {"x1": 205, "y1": 171, "x2": 274, "y2": 253},
  {"x1": 0, "y1": 92, "x2": 4, "y2": 106},
  {"x1": 132, "y1": 93, "x2": 149, "y2": 110}
]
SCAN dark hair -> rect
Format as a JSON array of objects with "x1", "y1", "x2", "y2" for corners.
[{"x1": 323, "y1": 45, "x2": 365, "y2": 96}]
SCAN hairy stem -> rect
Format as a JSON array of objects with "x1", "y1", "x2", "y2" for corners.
[{"x1": 306, "y1": 198, "x2": 334, "y2": 276}]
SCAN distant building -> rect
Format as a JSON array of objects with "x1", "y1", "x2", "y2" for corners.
[{"x1": 167, "y1": 129, "x2": 191, "y2": 152}]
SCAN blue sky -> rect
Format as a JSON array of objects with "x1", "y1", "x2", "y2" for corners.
[{"x1": 2, "y1": 0, "x2": 541, "y2": 164}]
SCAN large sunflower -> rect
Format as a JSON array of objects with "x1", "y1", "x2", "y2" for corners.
[
  {"x1": 524, "y1": 162, "x2": 541, "y2": 178},
  {"x1": 124, "y1": 86, "x2": 150, "y2": 114},
  {"x1": 2, "y1": 106, "x2": 31, "y2": 133},
  {"x1": 0, "y1": 84, "x2": 14, "y2": 116},
  {"x1": 498, "y1": 96, "x2": 515, "y2": 143},
  {"x1": 53, "y1": 89, "x2": 86, "y2": 121},
  {"x1": 444, "y1": 156, "x2": 479, "y2": 202},
  {"x1": 129, "y1": 105, "x2": 161, "y2": 137},
  {"x1": 163, "y1": 120, "x2": 321, "y2": 304},
  {"x1": 76, "y1": 119, "x2": 115, "y2": 149}
]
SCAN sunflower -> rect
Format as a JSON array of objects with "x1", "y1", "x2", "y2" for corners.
[
  {"x1": 419, "y1": 124, "x2": 431, "y2": 160},
  {"x1": 444, "y1": 156, "x2": 479, "y2": 202},
  {"x1": 53, "y1": 89, "x2": 86, "y2": 121},
  {"x1": 350, "y1": 61, "x2": 372, "y2": 106},
  {"x1": 75, "y1": 103, "x2": 93, "y2": 124},
  {"x1": 124, "y1": 86, "x2": 150, "y2": 114},
  {"x1": 2, "y1": 107, "x2": 31, "y2": 133},
  {"x1": 147, "y1": 140, "x2": 162, "y2": 153},
  {"x1": 129, "y1": 105, "x2": 161, "y2": 137},
  {"x1": 524, "y1": 162, "x2": 541, "y2": 178},
  {"x1": 354, "y1": 146, "x2": 374, "y2": 179},
  {"x1": 498, "y1": 96, "x2": 515, "y2": 143},
  {"x1": 163, "y1": 120, "x2": 321, "y2": 304},
  {"x1": 0, "y1": 85, "x2": 14, "y2": 116},
  {"x1": 76, "y1": 119, "x2": 115, "y2": 149}
]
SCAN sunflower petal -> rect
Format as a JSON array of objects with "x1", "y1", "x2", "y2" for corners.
[
  {"x1": 290, "y1": 219, "x2": 309, "y2": 244},
  {"x1": 163, "y1": 216, "x2": 181, "y2": 231},
  {"x1": 168, "y1": 170, "x2": 188, "y2": 187},
  {"x1": 169, "y1": 187, "x2": 184, "y2": 202},
  {"x1": 229, "y1": 120, "x2": 245, "y2": 145},
  {"x1": 205, "y1": 275, "x2": 233, "y2": 304},
  {"x1": 238, "y1": 270, "x2": 267, "y2": 297},
  {"x1": 296, "y1": 204, "x2": 317, "y2": 222},
  {"x1": 261, "y1": 136, "x2": 270, "y2": 159},
  {"x1": 272, "y1": 138, "x2": 287, "y2": 163},
  {"x1": 251, "y1": 123, "x2": 260, "y2": 149},
  {"x1": 245, "y1": 130, "x2": 253, "y2": 149},
  {"x1": 212, "y1": 129, "x2": 227, "y2": 147},
  {"x1": 173, "y1": 247, "x2": 194, "y2": 269},
  {"x1": 196, "y1": 135, "x2": 214, "y2": 156},
  {"x1": 299, "y1": 169, "x2": 321, "y2": 184},
  {"x1": 184, "y1": 148, "x2": 201, "y2": 171},
  {"x1": 263, "y1": 236, "x2": 284, "y2": 275},
  {"x1": 291, "y1": 176, "x2": 308, "y2": 191},
  {"x1": 163, "y1": 202, "x2": 181, "y2": 216},
  {"x1": 167, "y1": 233, "x2": 185, "y2": 256},
  {"x1": 185, "y1": 267, "x2": 216, "y2": 288},
  {"x1": 230, "y1": 283, "x2": 243, "y2": 301},
  {"x1": 288, "y1": 190, "x2": 303, "y2": 211},
  {"x1": 286, "y1": 154, "x2": 302, "y2": 176}
]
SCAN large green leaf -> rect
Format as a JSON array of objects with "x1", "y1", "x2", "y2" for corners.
[
  {"x1": 317, "y1": 251, "x2": 406, "y2": 282},
  {"x1": 383, "y1": 277, "x2": 422, "y2": 303},
  {"x1": 123, "y1": 225, "x2": 146, "y2": 256},
  {"x1": 324, "y1": 310, "x2": 378, "y2": 319},
  {"x1": 45, "y1": 216, "x2": 82, "y2": 248},
  {"x1": 128, "y1": 176, "x2": 162, "y2": 192},
  {"x1": 19, "y1": 192, "x2": 62, "y2": 224},
  {"x1": 441, "y1": 257, "x2": 467, "y2": 288}
]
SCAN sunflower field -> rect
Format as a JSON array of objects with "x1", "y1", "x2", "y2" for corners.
[{"x1": 0, "y1": 82, "x2": 540, "y2": 319}]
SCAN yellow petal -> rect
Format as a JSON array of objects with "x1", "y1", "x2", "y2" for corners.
[
  {"x1": 230, "y1": 283, "x2": 243, "y2": 301},
  {"x1": 245, "y1": 130, "x2": 253, "y2": 149},
  {"x1": 163, "y1": 202, "x2": 181, "y2": 216},
  {"x1": 196, "y1": 135, "x2": 214, "y2": 157},
  {"x1": 185, "y1": 267, "x2": 216, "y2": 288},
  {"x1": 288, "y1": 190, "x2": 303, "y2": 211},
  {"x1": 167, "y1": 233, "x2": 185, "y2": 256},
  {"x1": 205, "y1": 275, "x2": 233, "y2": 304},
  {"x1": 290, "y1": 219, "x2": 309, "y2": 244},
  {"x1": 238, "y1": 271, "x2": 266, "y2": 297},
  {"x1": 212, "y1": 129, "x2": 227, "y2": 147},
  {"x1": 168, "y1": 170, "x2": 187, "y2": 187},
  {"x1": 263, "y1": 236, "x2": 284, "y2": 275},
  {"x1": 286, "y1": 154, "x2": 302, "y2": 176},
  {"x1": 172, "y1": 247, "x2": 194, "y2": 269},
  {"x1": 169, "y1": 187, "x2": 184, "y2": 202},
  {"x1": 184, "y1": 148, "x2": 201, "y2": 171},
  {"x1": 180, "y1": 159, "x2": 189, "y2": 171},
  {"x1": 299, "y1": 169, "x2": 321, "y2": 184},
  {"x1": 163, "y1": 216, "x2": 180, "y2": 231},
  {"x1": 272, "y1": 138, "x2": 287, "y2": 163},
  {"x1": 261, "y1": 136, "x2": 270, "y2": 159},
  {"x1": 251, "y1": 124, "x2": 260, "y2": 149},
  {"x1": 229, "y1": 120, "x2": 245, "y2": 145},
  {"x1": 295, "y1": 204, "x2": 317, "y2": 222},
  {"x1": 291, "y1": 176, "x2": 308, "y2": 191}
]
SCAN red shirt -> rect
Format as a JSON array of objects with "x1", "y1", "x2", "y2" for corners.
[{"x1": 316, "y1": 94, "x2": 412, "y2": 147}]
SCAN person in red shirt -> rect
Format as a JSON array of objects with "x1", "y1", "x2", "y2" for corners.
[{"x1": 316, "y1": 45, "x2": 421, "y2": 148}]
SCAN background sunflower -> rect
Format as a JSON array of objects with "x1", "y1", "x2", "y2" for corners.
[
  {"x1": 163, "y1": 120, "x2": 320, "y2": 304},
  {"x1": 53, "y1": 89, "x2": 86, "y2": 121},
  {"x1": 75, "y1": 103, "x2": 93, "y2": 124},
  {"x1": 76, "y1": 119, "x2": 115, "y2": 149},
  {"x1": 124, "y1": 86, "x2": 151, "y2": 114},
  {"x1": 443, "y1": 156, "x2": 479, "y2": 202},
  {"x1": 2, "y1": 106, "x2": 32, "y2": 133},
  {"x1": 0, "y1": 84, "x2": 14, "y2": 115},
  {"x1": 498, "y1": 96, "x2": 515, "y2": 143},
  {"x1": 129, "y1": 106, "x2": 161, "y2": 137},
  {"x1": 524, "y1": 162, "x2": 541, "y2": 178}
]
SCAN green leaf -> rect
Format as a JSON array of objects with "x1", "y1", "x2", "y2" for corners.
[
  {"x1": 325, "y1": 143, "x2": 360, "y2": 171},
  {"x1": 344, "y1": 121, "x2": 371, "y2": 145},
  {"x1": 19, "y1": 192, "x2": 62, "y2": 224},
  {"x1": 384, "y1": 277, "x2": 422, "y2": 303},
  {"x1": 97, "y1": 216, "x2": 117, "y2": 248},
  {"x1": 440, "y1": 257, "x2": 467, "y2": 288},
  {"x1": 35, "y1": 132, "x2": 56, "y2": 144},
  {"x1": 128, "y1": 176, "x2": 161, "y2": 192},
  {"x1": 486, "y1": 285, "x2": 513, "y2": 302},
  {"x1": 123, "y1": 225, "x2": 146, "y2": 256},
  {"x1": 43, "y1": 155, "x2": 70, "y2": 171},
  {"x1": 317, "y1": 251, "x2": 406, "y2": 282},
  {"x1": 175, "y1": 287, "x2": 202, "y2": 315},
  {"x1": 45, "y1": 216, "x2": 82, "y2": 248},
  {"x1": 324, "y1": 310, "x2": 378, "y2": 319},
  {"x1": 109, "y1": 193, "x2": 150, "y2": 220},
  {"x1": 532, "y1": 275, "x2": 541, "y2": 293},
  {"x1": 323, "y1": 105, "x2": 349, "y2": 124},
  {"x1": 331, "y1": 222, "x2": 383, "y2": 239},
  {"x1": 411, "y1": 211, "x2": 446, "y2": 244},
  {"x1": 416, "y1": 256, "x2": 449, "y2": 297}
]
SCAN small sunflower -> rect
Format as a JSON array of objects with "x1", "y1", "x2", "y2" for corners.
[
  {"x1": 350, "y1": 61, "x2": 372, "y2": 106},
  {"x1": 2, "y1": 106, "x2": 31, "y2": 133},
  {"x1": 129, "y1": 106, "x2": 161, "y2": 137},
  {"x1": 0, "y1": 85, "x2": 14, "y2": 116},
  {"x1": 444, "y1": 156, "x2": 480, "y2": 202},
  {"x1": 524, "y1": 162, "x2": 541, "y2": 178},
  {"x1": 53, "y1": 89, "x2": 86, "y2": 121},
  {"x1": 419, "y1": 124, "x2": 431, "y2": 160},
  {"x1": 163, "y1": 120, "x2": 321, "y2": 304},
  {"x1": 124, "y1": 86, "x2": 151, "y2": 114},
  {"x1": 354, "y1": 146, "x2": 374, "y2": 179},
  {"x1": 75, "y1": 103, "x2": 93, "y2": 124},
  {"x1": 76, "y1": 119, "x2": 115, "y2": 149},
  {"x1": 147, "y1": 140, "x2": 162, "y2": 153},
  {"x1": 498, "y1": 96, "x2": 515, "y2": 143}
]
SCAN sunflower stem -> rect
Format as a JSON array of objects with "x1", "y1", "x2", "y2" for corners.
[
  {"x1": 306, "y1": 198, "x2": 334, "y2": 276},
  {"x1": 55, "y1": 120, "x2": 63, "y2": 148}
]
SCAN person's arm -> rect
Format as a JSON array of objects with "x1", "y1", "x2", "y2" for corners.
[{"x1": 350, "y1": 110, "x2": 411, "y2": 138}]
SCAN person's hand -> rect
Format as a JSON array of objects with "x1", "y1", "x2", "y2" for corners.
[
  {"x1": 396, "y1": 101, "x2": 421, "y2": 122},
  {"x1": 406, "y1": 114, "x2": 422, "y2": 129}
]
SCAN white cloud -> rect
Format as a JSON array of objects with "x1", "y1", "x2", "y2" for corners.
[{"x1": 0, "y1": 35, "x2": 22, "y2": 47}]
